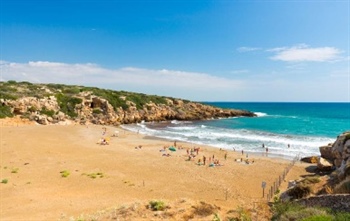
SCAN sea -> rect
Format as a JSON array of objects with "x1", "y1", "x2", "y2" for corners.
[{"x1": 122, "y1": 102, "x2": 350, "y2": 160}]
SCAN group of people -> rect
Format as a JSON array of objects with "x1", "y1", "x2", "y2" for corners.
[{"x1": 97, "y1": 127, "x2": 110, "y2": 145}]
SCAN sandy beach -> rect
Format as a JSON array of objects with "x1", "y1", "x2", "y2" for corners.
[{"x1": 0, "y1": 119, "x2": 313, "y2": 220}]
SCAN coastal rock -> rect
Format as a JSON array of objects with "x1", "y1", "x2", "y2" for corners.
[
  {"x1": 319, "y1": 144, "x2": 335, "y2": 161},
  {"x1": 317, "y1": 131, "x2": 350, "y2": 182},
  {"x1": 317, "y1": 157, "x2": 333, "y2": 171},
  {"x1": 300, "y1": 156, "x2": 318, "y2": 164}
]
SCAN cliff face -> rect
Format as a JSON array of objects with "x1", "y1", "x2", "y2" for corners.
[
  {"x1": 0, "y1": 82, "x2": 256, "y2": 125},
  {"x1": 319, "y1": 131, "x2": 350, "y2": 181}
]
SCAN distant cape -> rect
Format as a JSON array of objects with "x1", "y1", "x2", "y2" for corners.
[{"x1": 0, "y1": 81, "x2": 256, "y2": 125}]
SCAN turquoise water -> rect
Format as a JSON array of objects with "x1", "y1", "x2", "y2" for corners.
[{"x1": 122, "y1": 102, "x2": 350, "y2": 159}]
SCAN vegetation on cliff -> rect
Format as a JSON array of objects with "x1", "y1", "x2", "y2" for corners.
[{"x1": 0, "y1": 80, "x2": 255, "y2": 124}]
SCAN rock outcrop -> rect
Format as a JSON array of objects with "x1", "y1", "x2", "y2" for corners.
[
  {"x1": 318, "y1": 132, "x2": 350, "y2": 181},
  {"x1": 1, "y1": 91, "x2": 256, "y2": 126}
]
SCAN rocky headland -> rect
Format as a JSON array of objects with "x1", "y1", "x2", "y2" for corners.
[{"x1": 0, "y1": 81, "x2": 256, "y2": 125}]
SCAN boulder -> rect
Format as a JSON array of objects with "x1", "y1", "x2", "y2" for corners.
[
  {"x1": 319, "y1": 145, "x2": 334, "y2": 161},
  {"x1": 317, "y1": 157, "x2": 333, "y2": 171},
  {"x1": 301, "y1": 156, "x2": 318, "y2": 164}
]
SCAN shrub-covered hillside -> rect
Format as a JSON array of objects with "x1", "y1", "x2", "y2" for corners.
[{"x1": 0, "y1": 81, "x2": 255, "y2": 125}]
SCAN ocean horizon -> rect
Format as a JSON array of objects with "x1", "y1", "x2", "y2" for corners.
[{"x1": 122, "y1": 102, "x2": 350, "y2": 160}]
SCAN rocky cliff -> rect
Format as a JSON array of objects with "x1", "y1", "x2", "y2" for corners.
[
  {"x1": 0, "y1": 81, "x2": 256, "y2": 125},
  {"x1": 318, "y1": 131, "x2": 350, "y2": 182}
]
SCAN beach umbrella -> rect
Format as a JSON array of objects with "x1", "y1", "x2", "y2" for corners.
[{"x1": 169, "y1": 146, "x2": 176, "y2": 151}]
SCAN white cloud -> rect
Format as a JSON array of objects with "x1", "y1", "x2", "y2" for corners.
[
  {"x1": 0, "y1": 61, "x2": 244, "y2": 101},
  {"x1": 230, "y1": 69, "x2": 250, "y2": 74},
  {"x1": 269, "y1": 45, "x2": 342, "y2": 62},
  {"x1": 237, "y1": 47, "x2": 261, "y2": 52}
]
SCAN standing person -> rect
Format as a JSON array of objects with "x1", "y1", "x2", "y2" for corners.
[
  {"x1": 174, "y1": 141, "x2": 177, "y2": 147},
  {"x1": 288, "y1": 144, "x2": 290, "y2": 148},
  {"x1": 224, "y1": 152, "x2": 227, "y2": 160},
  {"x1": 203, "y1": 156, "x2": 206, "y2": 165},
  {"x1": 262, "y1": 143, "x2": 265, "y2": 148},
  {"x1": 241, "y1": 150, "x2": 244, "y2": 155}
]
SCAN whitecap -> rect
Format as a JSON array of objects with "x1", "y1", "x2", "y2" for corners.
[{"x1": 255, "y1": 112, "x2": 268, "y2": 117}]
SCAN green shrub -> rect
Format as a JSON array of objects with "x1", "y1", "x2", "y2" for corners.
[
  {"x1": 55, "y1": 93, "x2": 82, "y2": 118},
  {"x1": 63, "y1": 87, "x2": 81, "y2": 95},
  {"x1": 0, "y1": 105, "x2": 13, "y2": 118},
  {"x1": 86, "y1": 88, "x2": 128, "y2": 111},
  {"x1": 92, "y1": 108, "x2": 102, "y2": 114},
  {"x1": 60, "y1": 170, "x2": 70, "y2": 178},
  {"x1": 279, "y1": 207, "x2": 329, "y2": 221},
  {"x1": 82, "y1": 172, "x2": 104, "y2": 179},
  {"x1": 235, "y1": 206, "x2": 252, "y2": 221},
  {"x1": 301, "y1": 214, "x2": 333, "y2": 221},
  {"x1": 271, "y1": 201, "x2": 303, "y2": 220},
  {"x1": 334, "y1": 212, "x2": 350, "y2": 220},
  {"x1": 149, "y1": 200, "x2": 166, "y2": 211},
  {"x1": 40, "y1": 107, "x2": 55, "y2": 117},
  {"x1": 1, "y1": 179, "x2": 8, "y2": 184}
]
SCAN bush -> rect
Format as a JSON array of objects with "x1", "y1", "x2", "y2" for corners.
[
  {"x1": 301, "y1": 214, "x2": 334, "y2": 221},
  {"x1": 301, "y1": 177, "x2": 321, "y2": 185},
  {"x1": 287, "y1": 184, "x2": 311, "y2": 199},
  {"x1": 92, "y1": 108, "x2": 102, "y2": 114},
  {"x1": 60, "y1": 170, "x2": 70, "y2": 178},
  {"x1": 55, "y1": 93, "x2": 82, "y2": 118},
  {"x1": 278, "y1": 207, "x2": 329, "y2": 221},
  {"x1": 149, "y1": 200, "x2": 166, "y2": 211},
  {"x1": 334, "y1": 212, "x2": 350, "y2": 220},
  {"x1": 40, "y1": 107, "x2": 55, "y2": 117},
  {"x1": 1, "y1": 179, "x2": 8, "y2": 184},
  {"x1": 192, "y1": 201, "x2": 218, "y2": 217},
  {"x1": 271, "y1": 200, "x2": 350, "y2": 221},
  {"x1": 0, "y1": 105, "x2": 13, "y2": 118}
]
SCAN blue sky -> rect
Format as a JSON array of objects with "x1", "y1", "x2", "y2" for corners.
[{"x1": 1, "y1": 0, "x2": 349, "y2": 101}]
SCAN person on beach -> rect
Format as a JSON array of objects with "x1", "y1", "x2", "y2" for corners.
[
  {"x1": 241, "y1": 150, "x2": 244, "y2": 155},
  {"x1": 174, "y1": 141, "x2": 177, "y2": 147},
  {"x1": 224, "y1": 152, "x2": 227, "y2": 160},
  {"x1": 203, "y1": 156, "x2": 206, "y2": 165},
  {"x1": 266, "y1": 147, "x2": 269, "y2": 153},
  {"x1": 262, "y1": 143, "x2": 265, "y2": 148},
  {"x1": 288, "y1": 144, "x2": 290, "y2": 148}
]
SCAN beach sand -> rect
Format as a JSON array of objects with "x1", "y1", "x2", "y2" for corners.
[{"x1": 0, "y1": 120, "x2": 313, "y2": 220}]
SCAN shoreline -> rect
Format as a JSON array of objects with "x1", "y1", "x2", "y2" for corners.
[
  {"x1": 121, "y1": 122, "x2": 318, "y2": 161},
  {"x1": 0, "y1": 121, "x2": 313, "y2": 220}
]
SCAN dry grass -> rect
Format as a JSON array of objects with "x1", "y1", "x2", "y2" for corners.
[{"x1": 334, "y1": 177, "x2": 350, "y2": 194}]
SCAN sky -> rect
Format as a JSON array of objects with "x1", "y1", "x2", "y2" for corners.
[{"x1": 0, "y1": 0, "x2": 349, "y2": 102}]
